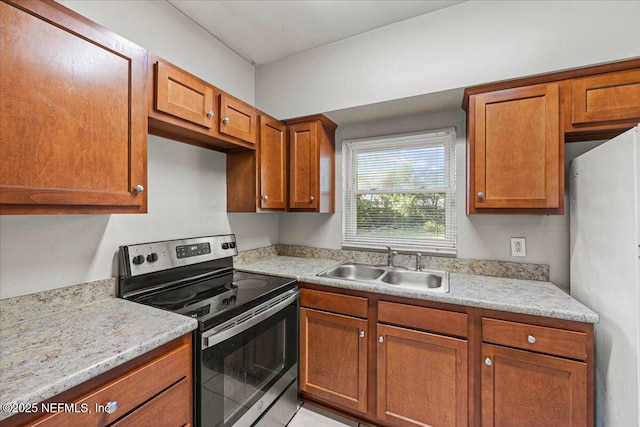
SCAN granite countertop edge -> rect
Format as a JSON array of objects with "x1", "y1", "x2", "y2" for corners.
[
  {"x1": 237, "y1": 256, "x2": 599, "y2": 324},
  {"x1": 0, "y1": 298, "x2": 198, "y2": 421}
]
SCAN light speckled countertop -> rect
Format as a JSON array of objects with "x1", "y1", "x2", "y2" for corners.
[
  {"x1": 237, "y1": 256, "x2": 599, "y2": 324},
  {"x1": 0, "y1": 287, "x2": 197, "y2": 421}
]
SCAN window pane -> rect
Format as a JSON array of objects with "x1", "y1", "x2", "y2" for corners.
[
  {"x1": 357, "y1": 146, "x2": 445, "y2": 191},
  {"x1": 356, "y1": 193, "x2": 447, "y2": 239}
]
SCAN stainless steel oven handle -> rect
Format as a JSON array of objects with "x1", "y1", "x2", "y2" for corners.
[{"x1": 202, "y1": 288, "x2": 299, "y2": 349}]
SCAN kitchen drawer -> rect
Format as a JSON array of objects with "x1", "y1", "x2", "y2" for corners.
[
  {"x1": 482, "y1": 318, "x2": 587, "y2": 360},
  {"x1": 300, "y1": 288, "x2": 368, "y2": 318},
  {"x1": 378, "y1": 301, "x2": 468, "y2": 338},
  {"x1": 110, "y1": 376, "x2": 191, "y2": 427},
  {"x1": 32, "y1": 342, "x2": 191, "y2": 426}
]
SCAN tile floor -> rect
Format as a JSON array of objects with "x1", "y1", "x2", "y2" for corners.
[{"x1": 287, "y1": 404, "x2": 366, "y2": 427}]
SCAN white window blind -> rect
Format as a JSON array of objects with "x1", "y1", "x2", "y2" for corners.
[{"x1": 342, "y1": 128, "x2": 456, "y2": 255}]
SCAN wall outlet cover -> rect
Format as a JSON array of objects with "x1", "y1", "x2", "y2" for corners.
[{"x1": 510, "y1": 237, "x2": 526, "y2": 257}]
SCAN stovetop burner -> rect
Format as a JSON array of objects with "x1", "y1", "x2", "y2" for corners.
[
  {"x1": 118, "y1": 235, "x2": 297, "y2": 331},
  {"x1": 146, "y1": 288, "x2": 197, "y2": 307}
]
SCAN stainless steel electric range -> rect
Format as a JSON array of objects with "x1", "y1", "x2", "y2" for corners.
[{"x1": 118, "y1": 235, "x2": 299, "y2": 427}]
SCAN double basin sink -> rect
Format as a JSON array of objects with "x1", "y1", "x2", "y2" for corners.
[{"x1": 317, "y1": 262, "x2": 449, "y2": 293}]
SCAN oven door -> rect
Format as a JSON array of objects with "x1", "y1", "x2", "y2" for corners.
[{"x1": 198, "y1": 288, "x2": 299, "y2": 427}]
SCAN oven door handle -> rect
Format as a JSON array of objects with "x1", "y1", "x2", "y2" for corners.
[{"x1": 201, "y1": 288, "x2": 299, "y2": 349}]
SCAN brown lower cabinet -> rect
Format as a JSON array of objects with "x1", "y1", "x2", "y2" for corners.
[
  {"x1": 299, "y1": 284, "x2": 594, "y2": 427},
  {"x1": 5, "y1": 334, "x2": 193, "y2": 427},
  {"x1": 481, "y1": 344, "x2": 587, "y2": 427},
  {"x1": 377, "y1": 324, "x2": 468, "y2": 427}
]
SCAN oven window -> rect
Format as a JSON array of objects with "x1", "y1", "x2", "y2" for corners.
[{"x1": 199, "y1": 301, "x2": 297, "y2": 427}]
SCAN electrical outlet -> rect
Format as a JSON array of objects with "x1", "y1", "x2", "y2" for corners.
[{"x1": 510, "y1": 237, "x2": 526, "y2": 257}]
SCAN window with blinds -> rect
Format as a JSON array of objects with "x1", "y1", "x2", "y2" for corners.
[{"x1": 342, "y1": 128, "x2": 456, "y2": 255}]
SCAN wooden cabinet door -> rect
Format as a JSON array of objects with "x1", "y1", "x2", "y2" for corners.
[
  {"x1": 300, "y1": 307, "x2": 367, "y2": 413},
  {"x1": 571, "y1": 68, "x2": 640, "y2": 125},
  {"x1": 0, "y1": 0, "x2": 147, "y2": 214},
  {"x1": 259, "y1": 116, "x2": 287, "y2": 210},
  {"x1": 155, "y1": 60, "x2": 215, "y2": 129},
  {"x1": 377, "y1": 324, "x2": 468, "y2": 427},
  {"x1": 470, "y1": 83, "x2": 562, "y2": 213},
  {"x1": 289, "y1": 122, "x2": 319, "y2": 209},
  {"x1": 219, "y1": 94, "x2": 258, "y2": 144},
  {"x1": 481, "y1": 344, "x2": 587, "y2": 427}
]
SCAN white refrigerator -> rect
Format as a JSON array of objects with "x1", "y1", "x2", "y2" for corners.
[{"x1": 570, "y1": 125, "x2": 640, "y2": 427}]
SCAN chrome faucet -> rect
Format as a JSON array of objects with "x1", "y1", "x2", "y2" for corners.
[
  {"x1": 386, "y1": 246, "x2": 397, "y2": 267},
  {"x1": 415, "y1": 253, "x2": 422, "y2": 271}
]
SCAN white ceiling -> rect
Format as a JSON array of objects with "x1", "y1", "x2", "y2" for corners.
[{"x1": 168, "y1": 0, "x2": 465, "y2": 65}]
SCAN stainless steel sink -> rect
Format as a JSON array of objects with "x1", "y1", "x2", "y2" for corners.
[
  {"x1": 318, "y1": 262, "x2": 449, "y2": 293},
  {"x1": 381, "y1": 270, "x2": 446, "y2": 290},
  {"x1": 320, "y1": 263, "x2": 386, "y2": 281}
]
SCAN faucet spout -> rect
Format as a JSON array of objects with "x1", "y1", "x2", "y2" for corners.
[{"x1": 386, "y1": 246, "x2": 397, "y2": 267}]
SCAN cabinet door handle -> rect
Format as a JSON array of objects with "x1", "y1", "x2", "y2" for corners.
[
  {"x1": 527, "y1": 335, "x2": 536, "y2": 344},
  {"x1": 207, "y1": 110, "x2": 214, "y2": 118},
  {"x1": 262, "y1": 195, "x2": 268, "y2": 200},
  {"x1": 134, "y1": 184, "x2": 144, "y2": 193},
  {"x1": 378, "y1": 336, "x2": 384, "y2": 343},
  {"x1": 309, "y1": 196, "x2": 315, "y2": 202},
  {"x1": 359, "y1": 330, "x2": 365, "y2": 338},
  {"x1": 485, "y1": 357, "x2": 492, "y2": 366},
  {"x1": 477, "y1": 191, "x2": 484, "y2": 199},
  {"x1": 223, "y1": 117, "x2": 230, "y2": 124},
  {"x1": 104, "y1": 401, "x2": 119, "y2": 414}
]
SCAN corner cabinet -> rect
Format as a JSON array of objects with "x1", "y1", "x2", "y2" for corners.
[
  {"x1": 0, "y1": 0, "x2": 148, "y2": 214},
  {"x1": 227, "y1": 114, "x2": 337, "y2": 213},
  {"x1": 286, "y1": 115, "x2": 337, "y2": 212},
  {"x1": 467, "y1": 83, "x2": 564, "y2": 215}
]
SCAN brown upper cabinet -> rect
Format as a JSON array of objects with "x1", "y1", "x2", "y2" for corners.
[
  {"x1": 227, "y1": 114, "x2": 287, "y2": 212},
  {"x1": 227, "y1": 114, "x2": 337, "y2": 213},
  {"x1": 259, "y1": 117, "x2": 288, "y2": 210},
  {"x1": 219, "y1": 94, "x2": 258, "y2": 145},
  {"x1": 287, "y1": 115, "x2": 337, "y2": 212},
  {"x1": 148, "y1": 55, "x2": 255, "y2": 152},
  {"x1": 154, "y1": 59, "x2": 217, "y2": 131},
  {"x1": 0, "y1": 0, "x2": 148, "y2": 215},
  {"x1": 566, "y1": 68, "x2": 640, "y2": 140},
  {"x1": 467, "y1": 83, "x2": 564, "y2": 214},
  {"x1": 464, "y1": 58, "x2": 640, "y2": 214}
]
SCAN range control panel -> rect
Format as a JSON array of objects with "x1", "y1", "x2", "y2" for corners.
[{"x1": 121, "y1": 234, "x2": 237, "y2": 276}]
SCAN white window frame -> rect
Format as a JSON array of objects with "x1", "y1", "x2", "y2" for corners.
[{"x1": 342, "y1": 128, "x2": 457, "y2": 255}]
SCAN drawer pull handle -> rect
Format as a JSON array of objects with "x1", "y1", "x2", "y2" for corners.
[
  {"x1": 359, "y1": 330, "x2": 365, "y2": 338},
  {"x1": 378, "y1": 336, "x2": 384, "y2": 343},
  {"x1": 527, "y1": 335, "x2": 536, "y2": 344},
  {"x1": 223, "y1": 117, "x2": 230, "y2": 124},
  {"x1": 104, "y1": 401, "x2": 119, "y2": 414},
  {"x1": 485, "y1": 357, "x2": 492, "y2": 366}
]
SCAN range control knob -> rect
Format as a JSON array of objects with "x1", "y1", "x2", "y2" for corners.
[
  {"x1": 146, "y1": 253, "x2": 158, "y2": 263},
  {"x1": 132, "y1": 255, "x2": 145, "y2": 265},
  {"x1": 222, "y1": 298, "x2": 230, "y2": 306},
  {"x1": 229, "y1": 242, "x2": 236, "y2": 249},
  {"x1": 222, "y1": 243, "x2": 230, "y2": 250},
  {"x1": 229, "y1": 295, "x2": 237, "y2": 304}
]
